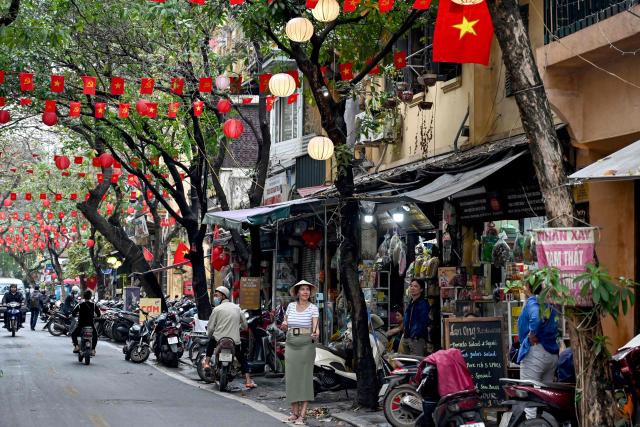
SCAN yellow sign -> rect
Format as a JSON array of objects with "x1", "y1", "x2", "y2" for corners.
[
  {"x1": 573, "y1": 183, "x2": 589, "y2": 204},
  {"x1": 239, "y1": 277, "x2": 261, "y2": 310},
  {"x1": 139, "y1": 298, "x2": 162, "y2": 324}
]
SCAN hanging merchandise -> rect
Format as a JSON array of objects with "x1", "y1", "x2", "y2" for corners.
[
  {"x1": 471, "y1": 235, "x2": 481, "y2": 266},
  {"x1": 442, "y1": 230, "x2": 452, "y2": 264},
  {"x1": 481, "y1": 222, "x2": 499, "y2": 263},
  {"x1": 389, "y1": 231, "x2": 400, "y2": 265},
  {"x1": 492, "y1": 231, "x2": 512, "y2": 268},
  {"x1": 513, "y1": 231, "x2": 525, "y2": 262},
  {"x1": 376, "y1": 232, "x2": 392, "y2": 269},
  {"x1": 523, "y1": 232, "x2": 537, "y2": 263},
  {"x1": 398, "y1": 242, "x2": 407, "y2": 276}
]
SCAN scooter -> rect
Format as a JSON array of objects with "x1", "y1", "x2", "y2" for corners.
[
  {"x1": 123, "y1": 310, "x2": 153, "y2": 363},
  {"x1": 498, "y1": 378, "x2": 576, "y2": 427},
  {"x1": 611, "y1": 334, "x2": 640, "y2": 425},
  {"x1": 45, "y1": 311, "x2": 76, "y2": 336},
  {"x1": 153, "y1": 312, "x2": 184, "y2": 368},
  {"x1": 77, "y1": 326, "x2": 94, "y2": 366},
  {"x1": 3, "y1": 302, "x2": 24, "y2": 336}
]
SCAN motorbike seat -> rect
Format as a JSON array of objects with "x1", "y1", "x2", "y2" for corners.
[
  {"x1": 541, "y1": 382, "x2": 575, "y2": 391},
  {"x1": 317, "y1": 344, "x2": 348, "y2": 360},
  {"x1": 499, "y1": 378, "x2": 575, "y2": 391}
]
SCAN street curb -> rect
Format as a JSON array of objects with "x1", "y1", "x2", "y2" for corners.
[{"x1": 331, "y1": 412, "x2": 372, "y2": 427}]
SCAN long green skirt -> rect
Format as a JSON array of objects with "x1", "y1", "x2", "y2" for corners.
[{"x1": 285, "y1": 332, "x2": 316, "y2": 404}]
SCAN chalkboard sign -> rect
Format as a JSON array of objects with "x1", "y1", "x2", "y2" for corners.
[{"x1": 444, "y1": 317, "x2": 506, "y2": 405}]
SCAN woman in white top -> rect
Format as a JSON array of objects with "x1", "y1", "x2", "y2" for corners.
[{"x1": 281, "y1": 280, "x2": 319, "y2": 425}]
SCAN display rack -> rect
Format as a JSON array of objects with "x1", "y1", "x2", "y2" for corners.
[{"x1": 363, "y1": 270, "x2": 391, "y2": 329}]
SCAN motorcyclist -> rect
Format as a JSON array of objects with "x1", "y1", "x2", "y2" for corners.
[
  {"x1": 71, "y1": 289, "x2": 101, "y2": 355},
  {"x1": 203, "y1": 286, "x2": 255, "y2": 389},
  {"x1": 62, "y1": 286, "x2": 80, "y2": 316},
  {"x1": 2, "y1": 284, "x2": 24, "y2": 329}
]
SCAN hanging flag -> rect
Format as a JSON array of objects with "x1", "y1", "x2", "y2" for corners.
[
  {"x1": 69, "y1": 102, "x2": 81, "y2": 117},
  {"x1": 173, "y1": 242, "x2": 192, "y2": 266},
  {"x1": 287, "y1": 93, "x2": 298, "y2": 104},
  {"x1": 19, "y1": 98, "x2": 32, "y2": 106},
  {"x1": 193, "y1": 101, "x2": 204, "y2": 117},
  {"x1": 230, "y1": 76, "x2": 242, "y2": 94},
  {"x1": 140, "y1": 77, "x2": 155, "y2": 94},
  {"x1": 111, "y1": 77, "x2": 125, "y2": 95},
  {"x1": 170, "y1": 77, "x2": 184, "y2": 95},
  {"x1": 0, "y1": 97, "x2": 4, "y2": 106},
  {"x1": 393, "y1": 50, "x2": 407, "y2": 69},
  {"x1": 25, "y1": 193, "x2": 32, "y2": 201},
  {"x1": 40, "y1": 193, "x2": 47, "y2": 200},
  {"x1": 94, "y1": 102, "x2": 106, "y2": 119},
  {"x1": 230, "y1": 0, "x2": 245, "y2": 5},
  {"x1": 343, "y1": 0, "x2": 360, "y2": 12},
  {"x1": 433, "y1": 0, "x2": 494, "y2": 65},
  {"x1": 143, "y1": 247, "x2": 154, "y2": 262},
  {"x1": 306, "y1": 0, "x2": 319, "y2": 7},
  {"x1": 412, "y1": 0, "x2": 431, "y2": 9},
  {"x1": 168, "y1": 102, "x2": 180, "y2": 118},
  {"x1": 242, "y1": 97, "x2": 252, "y2": 104},
  {"x1": 190, "y1": 0, "x2": 205, "y2": 4},
  {"x1": 339, "y1": 63, "x2": 354, "y2": 80},
  {"x1": 96, "y1": 173, "x2": 104, "y2": 183},
  {"x1": 78, "y1": 172, "x2": 86, "y2": 177},
  {"x1": 378, "y1": 0, "x2": 394, "y2": 13},
  {"x1": 50, "y1": 75, "x2": 65, "y2": 93},
  {"x1": 110, "y1": 174, "x2": 119, "y2": 184},
  {"x1": 74, "y1": 156, "x2": 83, "y2": 164},
  {"x1": 55, "y1": 193, "x2": 62, "y2": 201},
  {"x1": 199, "y1": 77, "x2": 213, "y2": 93},
  {"x1": 367, "y1": 58, "x2": 381, "y2": 75},
  {"x1": 19, "y1": 73, "x2": 34, "y2": 91},
  {"x1": 70, "y1": 193, "x2": 78, "y2": 200},
  {"x1": 82, "y1": 76, "x2": 97, "y2": 95},
  {"x1": 118, "y1": 103, "x2": 130, "y2": 119},
  {"x1": 44, "y1": 100, "x2": 57, "y2": 113},
  {"x1": 286, "y1": 70, "x2": 300, "y2": 88},
  {"x1": 259, "y1": 73, "x2": 272, "y2": 93},
  {"x1": 9, "y1": 193, "x2": 16, "y2": 200},
  {"x1": 0, "y1": 70, "x2": 4, "y2": 84},
  {"x1": 146, "y1": 102, "x2": 158, "y2": 118},
  {"x1": 266, "y1": 96, "x2": 275, "y2": 112}
]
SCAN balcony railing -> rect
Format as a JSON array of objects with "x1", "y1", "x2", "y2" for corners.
[{"x1": 544, "y1": 0, "x2": 639, "y2": 43}]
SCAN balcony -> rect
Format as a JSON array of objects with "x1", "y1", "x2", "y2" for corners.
[{"x1": 544, "y1": 0, "x2": 640, "y2": 43}]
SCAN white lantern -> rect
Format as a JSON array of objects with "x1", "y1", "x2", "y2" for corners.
[
  {"x1": 286, "y1": 17, "x2": 314, "y2": 43},
  {"x1": 451, "y1": 0, "x2": 484, "y2": 4},
  {"x1": 311, "y1": 0, "x2": 340, "y2": 22},
  {"x1": 269, "y1": 73, "x2": 296, "y2": 97},
  {"x1": 307, "y1": 136, "x2": 334, "y2": 160},
  {"x1": 215, "y1": 75, "x2": 230, "y2": 91}
]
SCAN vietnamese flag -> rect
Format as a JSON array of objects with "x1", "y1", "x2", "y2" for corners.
[
  {"x1": 19, "y1": 98, "x2": 32, "y2": 106},
  {"x1": 173, "y1": 242, "x2": 192, "y2": 266},
  {"x1": 393, "y1": 50, "x2": 407, "y2": 69},
  {"x1": 343, "y1": 0, "x2": 360, "y2": 12},
  {"x1": 242, "y1": 97, "x2": 252, "y2": 104},
  {"x1": 258, "y1": 73, "x2": 272, "y2": 93},
  {"x1": 193, "y1": 101, "x2": 204, "y2": 117},
  {"x1": 143, "y1": 247, "x2": 154, "y2": 262},
  {"x1": 50, "y1": 75, "x2": 65, "y2": 93},
  {"x1": 230, "y1": 0, "x2": 244, "y2": 4},
  {"x1": 339, "y1": 63, "x2": 354, "y2": 80},
  {"x1": 378, "y1": 0, "x2": 393, "y2": 13},
  {"x1": 286, "y1": 70, "x2": 300, "y2": 88},
  {"x1": 433, "y1": 0, "x2": 494, "y2": 65},
  {"x1": 44, "y1": 100, "x2": 57, "y2": 113},
  {"x1": 190, "y1": 0, "x2": 205, "y2": 4},
  {"x1": 82, "y1": 76, "x2": 97, "y2": 95},
  {"x1": 170, "y1": 77, "x2": 184, "y2": 95},
  {"x1": 70, "y1": 193, "x2": 78, "y2": 200},
  {"x1": 412, "y1": 0, "x2": 431, "y2": 9},
  {"x1": 287, "y1": 93, "x2": 298, "y2": 105},
  {"x1": 0, "y1": 70, "x2": 4, "y2": 84},
  {"x1": 168, "y1": 102, "x2": 180, "y2": 118},
  {"x1": 25, "y1": 193, "x2": 32, "y2": 201},
  {"x1": 146, "y1": 102, "x2": 158, "y2": 118},
  {"x1": 19, "y1": 73, "x2": 34, "y2": 91},
  {"x1": 69, "y1": 102, "x2": 81, "y2": 117},
  {"x1": 306, "y1": 0, "x2": 318, "y2": 7},
  {"x1": 140, "y1": 78, "x2": 154, "y2": 94},
  {"x1": 94, "y1": 102, "x2": 106, "y2": 119},
  {"x1": 111, "y1": 77, "x2": 125, "y2": 95},
  {"x1": 199, "y1": 77, "x2": 212, "y2": 93},
  {"x1": 266, "y1": 96, "x2": 275, "y2": 112},
  {"x1": 118, "y1": 103, "x2": 130, "y2": 119},
  {"x1": 367, "y1": 58, "x2": 380, "y2": 75}
]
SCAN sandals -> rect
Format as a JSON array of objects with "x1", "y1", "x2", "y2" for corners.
[
  {"x1": 245, "y1": 381, "x2": 257, "y2": 389},
  {"x1": 294, "y1": 417, "x2": 306, "y2": 425},
  {"x1": 283, "y1": 414, "x2": 298, "y2": 423}
]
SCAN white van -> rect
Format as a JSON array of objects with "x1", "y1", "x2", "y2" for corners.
[{"x1": 0, "y1": 278, "x2": 26, "y2": 298}]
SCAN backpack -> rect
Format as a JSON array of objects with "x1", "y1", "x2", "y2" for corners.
[{"x1": 30, "y1": 291, "x2": 41, "y2": 309}]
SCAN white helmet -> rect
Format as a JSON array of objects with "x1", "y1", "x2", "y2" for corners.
[{"x1": 71, "y1": 286, "x2": 80, "y2": 294}]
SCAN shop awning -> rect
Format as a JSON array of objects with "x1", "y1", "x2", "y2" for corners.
[
  {"x1": 399, "y1": 152, "x2": 525, "y2": 203},
  {"x1": 569, "y1": 139, "x2": 640, "y2": 182},
  {"x1": 204, "y1": 198, "x2": 320, "y2": 230}
]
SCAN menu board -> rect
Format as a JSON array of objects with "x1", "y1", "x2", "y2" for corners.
[
  {"x1": 444, "y1": 317, "x2": 506, "y2": 405},
  {"x1": 239, "y1": 277, "x2": 261, "y2": 310}
]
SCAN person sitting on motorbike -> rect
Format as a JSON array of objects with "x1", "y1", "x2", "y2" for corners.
[
  {"x1": 2, "y1": 284, "x2": 24, "y2": 328},
  {"x1": 203, "y1": 286, "x2": 255, "y2": 389},
  {"x1": 62, "y1": 286, "x2": 80, "y2": 316},
  {"x1": 71, "y1": 289, "x2": 101, "y2": 355}
]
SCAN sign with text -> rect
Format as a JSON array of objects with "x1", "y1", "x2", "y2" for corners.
[
  {"x1": 535, "y1": 227, "x2": 596, "y2": 306},
  {"x1": 239, "y1": 277, "x2": 261, "y2": 310},
  {"x1": 139, "y1": 298, "x2": 162, "y2": 324},
  {"x1": 444, "y1": 317, "x2": 506, "y2": 406}
]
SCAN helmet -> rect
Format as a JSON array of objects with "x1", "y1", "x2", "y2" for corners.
[
  {"x1": 34, "y1": 285, "x2": 40, "y2": 290},
  {"x1": 71, "y1": 286, "x2": 80, "y2": 294},
  {"x1": 215, "y1": 286, "x2": 230, "y2": 300}
]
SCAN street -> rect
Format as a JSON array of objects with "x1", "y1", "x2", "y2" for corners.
[{"x1": 0, "y1": 315, "x2": 285, "y2": 427}]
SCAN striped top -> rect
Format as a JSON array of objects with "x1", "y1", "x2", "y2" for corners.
[{"x1": 286, "y1": 302, "x2": 319, "y2": 329}]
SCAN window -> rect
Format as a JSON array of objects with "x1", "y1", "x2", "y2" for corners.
[{"x1": 274, "y1": 97, "x2": 299, "y2": 143}]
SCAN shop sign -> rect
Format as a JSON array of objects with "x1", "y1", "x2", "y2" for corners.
[
  {"x1": 263, "y1": 174, "x2": 286, "y2": 206},
  {"x1": 456, "y1": 184, "x2": 545, "y2": 221},
  {"x1": 239, "y1": 277, "x2": 261, "y2": 310},
  {"x1": 534, "y1": 227, "x2": 596, "y2": 306},
  {"x1": 139, "y1": 298, "x2": 162, "y2": 324},
  {"x1": 183, "y1": 280, "x2": 193, "y2": 296},
  {"x1": 123, "y1": 287, "x2": 140, "y2": 312}
]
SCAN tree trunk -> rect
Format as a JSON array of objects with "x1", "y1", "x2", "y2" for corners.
[{"x1": 185, "y1": 221, "x2": 212, "y2": 320}]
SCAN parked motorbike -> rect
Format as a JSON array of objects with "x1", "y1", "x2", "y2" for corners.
[
  {"x1": 380, "y1": 364, "x2": 421, "y2": 427},
  {"x1": 611, "y1": 334, "x2": 640, "y2": 425},
  {"x1": 3, "y1": 302, "x2": 24, "y2": 336},
  {"x1": 213, "y1": 336, "x2": 238, "y2": 391},
  {"x1": 123, "y1": 310, "x2": 153, "y2": 363},
  {"x1": 77, "y1": 326, "x2": 94, "y2": 366},
  {"x1": 153, "y1": 312, "x2": 184, "y2": 368},
  {"x1": 45, "y1": 311, "x2": 76, "y2": 336},
  {"x1": 111, "y1": 310, "x2": 138, "y2": 343},
  {"x1": 498, "y1": 378, "x2": 575, "y2": 427},
  {"x1": 245, "y1": 311, "x2": 285, "y2": 375}
]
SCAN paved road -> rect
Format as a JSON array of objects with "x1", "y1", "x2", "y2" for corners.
[{"x1": 0, "y1": 315, "x2": 284, "y2": 427}]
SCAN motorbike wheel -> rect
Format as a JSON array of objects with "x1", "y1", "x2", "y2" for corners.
[
  {"x1": 516, "y1": 418, "x2": 555, "y2": 427},
  {"x1": 131, "y1": 345, "x2": 151, "y2": 363},
  {"x1": 11, "y1": 328, "x2": 15, "y2": 337},
  {"x1": 189, "y1": 342, "x2": 201, "y2": 362},
  {"x1": 267, "y1": 351, "x2": 284, "y2": 374},
  {"x1": 85, "y1": 353, "x2": 91, "y2": 365},
  {"x1": 124, "y1": 348, "x2": 131, "y2": 361},
  {"x1": 196, "y1": 353, "x2": 215, "y2": 383},
  {"x1": 48, "y1": 321, "x2": 64, "y2": 337},
  {"x1": 219, "y1": 365, "x2": 229, "y2": 391},
  {"x1": 78, "y1": 352, "x2": 83, "y2": 363},
  {"x1": 383, "y1": 384, "x2": 422, "y2": 427}
]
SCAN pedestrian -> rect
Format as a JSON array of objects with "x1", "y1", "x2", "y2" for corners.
[
  {"x1": 388, "y1": 279, "x2": 429, "y2": 356},
  {"x1": 29, "y1": 284, "x2": 44, "y2": 331},
  {"x1": 281, "y1": 280, "x2": 319, "y2": 425},
  {"x1": 517, "y1": 276, "x2": 559, "y2": 419}
]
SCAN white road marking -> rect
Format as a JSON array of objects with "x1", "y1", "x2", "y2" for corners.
[{"x1": 100, "y1": 341, "x2": 286, "y2": 423}]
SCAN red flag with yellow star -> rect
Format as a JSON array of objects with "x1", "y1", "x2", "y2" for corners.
[
  {"x1": 82, "y1": 76, "x2": 97, "y2": 95},
  {"x1": 111, "y1": 77, "x2": 125, "y2": 95},
  {"x1": 193, "y1": 101, "x2": 204, "y2": 117},
  {"x1": 50, "y1": 75, "x2": 65, "y2": 93},
  {"x1": 199, "y1": 77, "x2": 213, "y2": 93},
  {"x1": 433, "y1": 0, "x2": 493, "y2": 65},
  {"x1": 94, "y1": 102, "x2": 106, "y2": 119},
  {"x1": 378, "y1": 0, "x2": 394, "y2": 13},
  {"x1": 170, "y1": 78, "x2": 184, "y2": 95},
  {"x1": 393, "y1": 51, "x2": 407, "y2": 69},
  {"x1": 168, "y1": 102, "x2": 180, "y2": 118},
  {"x1": 140, "y1": 78, "x2": 155, "y2": 95},
  {"x1": 412, "y1": 0, "x2": 431, "y2": 10},
  {"x1": 146, "y1": 102, "x2": 158, "y2": 118},
  {"x1": 343, "y1": 0, "x2": 360, "y2": 13},
  {"x1": 173, "y1": 242, "x2": 192, "y2": 266}
]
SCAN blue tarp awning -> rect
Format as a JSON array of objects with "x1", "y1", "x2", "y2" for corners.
[{"x1": 204, "y1": 198, "x2": 320, "y2": 230}]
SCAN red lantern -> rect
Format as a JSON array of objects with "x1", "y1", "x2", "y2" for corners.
[
  {"x1": 86, "y1": 239, "x2": 95, "y2": 248},
  {"x1": 55, "y1": 155, "x2": 71, "y2": 170},
  {"x1": 99, "y1": 153, "x2": 114, "y2": 168},
  {"x1": 3, "y1": 199, "x2": 11, "y2": 207},
  {"x1": 135, "y1": 99, "x2": 149, "y2": 116},
  {"x1": 42, "y1": 112, "x2": 58, "y2": 126},
  {"x1": 0, "y1": 110, "x2": 10, "y2": 124},
  {"x1": 223, "y1": 118, "x2": 244, "y2": 139},
  {"x1": 216, "y1": 99, "x2": 232, "y2": 114},
  {"x1": 43, "y1": 199, "x2": 51, "y2": 208},
  {"x1": 302, "y1": 229, "x2": 323, "y2": 249}
]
